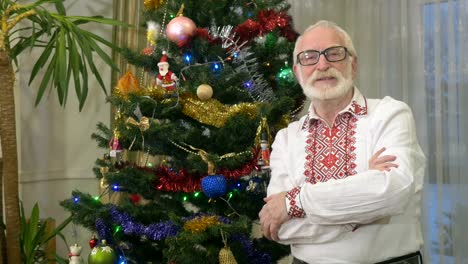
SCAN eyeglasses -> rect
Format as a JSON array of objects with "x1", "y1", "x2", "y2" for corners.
[{"x1": 296, "y1": 46, "x2": 350, "y2": 66}]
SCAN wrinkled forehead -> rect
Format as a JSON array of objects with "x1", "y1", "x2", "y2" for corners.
[{"x1": 299, "y1": 27, "x2": 346, "y2": 51}]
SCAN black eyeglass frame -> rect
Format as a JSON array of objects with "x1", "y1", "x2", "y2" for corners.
[{"x1": 296, "y1": 46, "x2": 351, "y2": 66}]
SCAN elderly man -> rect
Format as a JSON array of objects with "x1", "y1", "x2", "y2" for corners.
[{"x1": 258, "y1": 20, "x2": 426, "y2": 264}]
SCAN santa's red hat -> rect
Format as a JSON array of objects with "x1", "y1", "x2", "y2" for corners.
[{"x1": 157, "y1": 51, "x2": 169, "y2": 66}]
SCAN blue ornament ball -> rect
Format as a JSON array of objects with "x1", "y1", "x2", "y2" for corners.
[{"x1": 201, "y1": 175, "x2": 227, "y2": 198}]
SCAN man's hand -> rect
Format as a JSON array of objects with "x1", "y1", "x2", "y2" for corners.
[
  {"x1": 369, "y1": 147, "x2": 398, "y2": 171},
  {"x1": 258, "y1": 192, "x2": 290, "y2": 241}
]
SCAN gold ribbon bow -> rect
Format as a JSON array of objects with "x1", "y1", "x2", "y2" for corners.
[
  {"x1": 126, "y1": 117, "x2": 150, "y2": 132},
  {"x1": 188, "y1": 146, "x2": 215, "y2": 175}
]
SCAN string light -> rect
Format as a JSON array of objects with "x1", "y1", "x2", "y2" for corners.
[
  {"x1": 194, "y1": 192, "x2": 201, "y2": 198},
  {"x1": 112, "y1": 185, "x2": 119, "y2": 191},
  {"x1": 118, "y1": 255, "x2": 127, "y2": 264},
  {"x1": 212, "y1": 62, "x2": 222, "y2": 73},
  {"x1": 244, "y1": 81, "x2": 253, "y2": 88},
  {"x1": 93, "y1": 196, "x2": 100, "y2": 201},
  {"x1": 183, "y1": 195, "x2": 188, "y2": 201},
  {"x1": 184, "y1": 52, "x2": 193, "y2": 64},
  {"x1": 114, "y1": 225, "x2": 122, "y2": 234},
  {"x1": 73, "y1": 196, "x2": 79, "y2": 203}
]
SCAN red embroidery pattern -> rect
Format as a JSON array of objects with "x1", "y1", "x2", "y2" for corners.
[
  {"x1": 286, "y1": 186, "x2": 306, "y2": 218},
  {"x1": 349, "y1": 100, "x2": 367, "y2": 115},
  {"x1": 304, "y1": 112, "x2": 358, "y2": 184}
]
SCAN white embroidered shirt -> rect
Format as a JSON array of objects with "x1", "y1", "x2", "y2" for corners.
[{"x1": 267, "y1": 88, "x2": 426, "y2": 264}]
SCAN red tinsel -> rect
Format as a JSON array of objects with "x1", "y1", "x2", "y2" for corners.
[
  {"x1": 257, "y1": 10, "x2": 289, "y2": 32},
  {"x1": 154, "y1": 166, "x2": 203, "y2": 193},
  {"x1": 234, "y1": 19, "x2": 261, "y2": 44},
  {"x1": 233, "y1": 9, "x2": 299, "y2": 43},
  {"x1": 152, "y1": 148, "x2": 260, "y2": 193},
  {"x1": 193, "y1": 10, "x2": 298, "y2": 49}
]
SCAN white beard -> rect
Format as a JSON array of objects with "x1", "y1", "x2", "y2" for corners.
[
  {"x1": 299, "y1": 62, "x2": 353, "y2": 101},
  {"x1": 159, "y1": 69, "x2": 168, "y2": 76}
]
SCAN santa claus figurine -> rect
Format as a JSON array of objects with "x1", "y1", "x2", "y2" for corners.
[{"x1": 155, "y1": 51, "x2": 178, "y2": 96}]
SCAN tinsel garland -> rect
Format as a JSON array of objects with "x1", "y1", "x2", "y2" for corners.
[
  {"x1": 109, "y1": 206, "x2": 180, "y2": 241},
  {"x1": 154, "y1": 166, "x2": 203, "y2": 193},
  {"x1": 183, "y1": 213, "x2": 230, "y2": 233},
  {"x1": 95, "y1": 218, "x2": 115, "y2": 244},
  {"x1": 231, "y1": 234, "x2": 272, "y2": 264},
  {"x1": 154, "y1": 149, "x2": 259, "y2": 192},
  {"x1": 112, "y1": 88, "x2": 260, "y2": 128},
  {"x1": 180, "y1": 93, "x2": 259, "y2": 128},
  {"x1": 234, "y1": 9, "x2": 298, "y2": 43},
  {"x1": 182, "y1": 212, "x2": 230, "y2": 224},
  {"x1": 193, "y1": 10, "x2": 298, "y2": 44}
]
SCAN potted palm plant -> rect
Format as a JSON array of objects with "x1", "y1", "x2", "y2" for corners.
[
  {"x1": 20, "y1": 202, "x2": 72, "y2": 264},
  {"x1": 0, "y1": 1, "x2": 125, "y2": 262}
]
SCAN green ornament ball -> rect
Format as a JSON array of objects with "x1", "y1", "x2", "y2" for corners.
[
  {"x1": 276, "y1": 66, "x2": 297, "y2": 87},
  {"x1": 88, "y1": 241, "x2": 117, "y2": 264}
]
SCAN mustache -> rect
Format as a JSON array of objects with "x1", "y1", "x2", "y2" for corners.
[{"x1": 310, "y1": 68, "x2": 342, "y2": 83}]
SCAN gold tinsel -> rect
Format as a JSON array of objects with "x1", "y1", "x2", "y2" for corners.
[
  {"x1": 180, "y1": 93, "x2": 259, "y2": 128},
  {"x1": 113, "y1": 87, "x2": 260, "y2": 128},
  {"x1": 183, "y1": 216, "x2": 220, "y2": 233},
  {"x1": 146, "y1": 85, "x2": 166, "y2": 99},
  {"x1": 144, "y1": 0, "x2": 165, "y2": 10}
]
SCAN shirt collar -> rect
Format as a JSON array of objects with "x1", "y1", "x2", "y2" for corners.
[{"x1": 301, "y1": 87, "x2": 367, "y2": 130}]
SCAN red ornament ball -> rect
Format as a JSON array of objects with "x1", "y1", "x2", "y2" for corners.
[
  {"x1": 129, "y1": 194, "x2": 141, "y2": 204},
  {"x1": 165, "y1": 16, "x2": 196, "y2": 47},
  {"x1": 89, "y1": 236, "x2": 98, "y2": 249}
]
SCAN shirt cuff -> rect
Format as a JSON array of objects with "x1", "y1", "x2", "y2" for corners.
[{"x1": 286, "y1": 186, "x2": 306, "y2": 218}]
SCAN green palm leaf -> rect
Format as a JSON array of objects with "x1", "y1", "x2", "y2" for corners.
[{"x1": 8, "y1": 2, "x2": 128, "y2": 110}]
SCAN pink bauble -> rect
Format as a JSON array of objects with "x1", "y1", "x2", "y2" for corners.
[{"x1": 165, "y1": 16, "x2": 196, "y2": 47}]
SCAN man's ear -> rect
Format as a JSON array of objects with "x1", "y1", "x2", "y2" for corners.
[
  {"x1": 293, "y1": 64, "x2": 302, "y2": 84},
  {"x1": 352, "y1": 56, "x2": 358, "y2": 80}
]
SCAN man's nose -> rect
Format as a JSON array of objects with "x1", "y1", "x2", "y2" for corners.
[{"x1": 316, "y1": 54, "x2": 330, "y2": 71}]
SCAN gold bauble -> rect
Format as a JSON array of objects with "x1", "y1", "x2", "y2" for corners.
[
  {"x1": 219, "y1": 246, "x2": 238, "y2": 264},
  {"x1": 196, "y1": 84, "x2": 213, "y2": 100}
]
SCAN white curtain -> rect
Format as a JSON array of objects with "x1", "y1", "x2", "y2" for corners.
[{"x1": 287, "y1": 0, "x2": 468, "y2": 263}]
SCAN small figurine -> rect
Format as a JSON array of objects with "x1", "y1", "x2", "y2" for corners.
[
  {"x1": 69, "y1": 244, "x2": 83, "y2": 264},
  {"x1": 109, "y1": 128, "x2": 123, "y2": 158},
  {"x1": 259, "y1": 132, "x2": 270, "y2": 169},
  {"x1": 155, "y1": 51, "x2": 179, "y2": 97}
]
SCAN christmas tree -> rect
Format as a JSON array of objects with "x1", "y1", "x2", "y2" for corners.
[{"x1": 61, "y1": 0, "x2": 304, "y2": 263}]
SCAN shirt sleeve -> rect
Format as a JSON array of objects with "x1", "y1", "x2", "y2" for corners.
[
  {"x1": 297, "y1": 99, "x2": 426, "y2": 225},
  {"x1": 268, "y1": 126, "x2": 351, "y2": 244}
]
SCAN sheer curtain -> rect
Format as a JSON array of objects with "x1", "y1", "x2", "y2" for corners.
[{"x1": 287, "y1": 0, "x2": 468, "y2": 263}]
